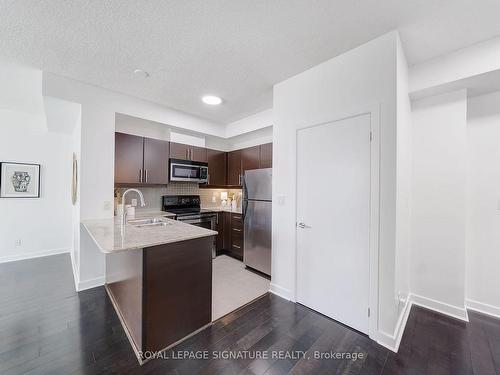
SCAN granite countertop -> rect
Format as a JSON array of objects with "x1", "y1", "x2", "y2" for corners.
[
  {"x1": 82, "y1": 216, "x2": 217, "y2": 254},
  {"x1": 202, "y1": 206, "x2": 243, "y2": 215},
  {"x1": 127, "y1": 210, "x2": 177, "y2": 219}
]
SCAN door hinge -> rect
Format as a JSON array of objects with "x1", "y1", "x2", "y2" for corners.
[
  {"x1": 369, "y1": 131, "x2": 373, "y2": 142},
  {"x1": 368, "y1": 307, "x2": 371, "y2": 317}
]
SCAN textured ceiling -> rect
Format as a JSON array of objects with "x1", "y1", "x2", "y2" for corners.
[{"x1": 1, "y1": 0, "x2": 500, "y2": 124}]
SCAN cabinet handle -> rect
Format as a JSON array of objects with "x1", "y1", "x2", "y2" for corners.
[
  {"x1": 233, "y1": 228, "x2": 242, "y2": 232},
  {"x1": 139, "y1": 169, "x2": 143, "y2": 183},
  {"x1": 145, "y1": 169, "x2": 148, "y2": 183},
  {"x1": 207, "y1": 174, "x2": 210, "y2": 185},
  {"x1": 232, "y1": 244, "x2": 241, "y2": 249},
  {"x1": 186, "y1": 149, "x2": 189, "y2": 159},
  {"x1": 238, "y1": 174, "x2": 241, "y2": 185},
  {"x1": 233, "y1": 215, "x2": 242, "y2": 220}
]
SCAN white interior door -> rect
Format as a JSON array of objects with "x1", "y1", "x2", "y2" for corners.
[{"x1": 296, "y1": 113, "x2": 371, "y2": 334}]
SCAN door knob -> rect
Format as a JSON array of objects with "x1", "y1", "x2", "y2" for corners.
[{"x1": 297, "y1": 222, "x2": 311, "y2": 229}]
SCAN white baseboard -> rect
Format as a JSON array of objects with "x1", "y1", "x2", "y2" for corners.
[
  {"x1": 77, "y1": 275, "x2": 105, "y2": 291},
  {"x1": 377, "y1": 296, "x2": 412, "y2": 352},
  {"x1": 466, "y1": 299, "x2": 500, "y2": 319},
  {"x1": 411, "y1": 293, "x2": 468, "y2": 322},
  {"x1": 0, "y1": 248, "x2": 70, "y2": 264},
  {"x1": 269, "y1": 283, "x2": 294, "y2": 301},
  {"x1": 69, "y1": 251, "x2": 80, "y2": 292}
]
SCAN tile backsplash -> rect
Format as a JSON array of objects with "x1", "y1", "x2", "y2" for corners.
[
  {"x1": 115, "y1": 182, "x2": 199, "y2": 213},
  {"x1": 199, "y1": 188, "x2": 243, "y2": 209},
  {"x1": 114, "y1": 183, "x2": 242, "y2": 213}
]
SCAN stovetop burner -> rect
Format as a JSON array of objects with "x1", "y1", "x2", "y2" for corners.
[{"x1": 161, "y1": 195, "x2": 216, "y2": 217}]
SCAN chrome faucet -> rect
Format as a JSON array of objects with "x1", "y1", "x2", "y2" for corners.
[{"x1": 121, "y1": 188, "x2": 146, "y2": 226}]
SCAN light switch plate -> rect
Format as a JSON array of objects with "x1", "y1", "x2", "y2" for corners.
[{"x1": 276, "y1": 194, "x2": 285, "y2": 205}]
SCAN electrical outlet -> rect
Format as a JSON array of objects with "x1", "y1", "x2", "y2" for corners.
[
  {"x1": 131, "y1": 199, "x2": 138, "y2": 207},
  {"x1": 15, "y1": 239, "x2": 21, "y2": 247}
]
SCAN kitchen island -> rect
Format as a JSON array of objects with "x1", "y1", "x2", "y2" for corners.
[{"x1": 82, "y1": 216, "x2": 217, "y2": 364}]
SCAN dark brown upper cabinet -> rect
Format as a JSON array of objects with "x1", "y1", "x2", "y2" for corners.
[
  {"x1": 206, "y1": 149, "x2": 227, "y2": 186},
  {"x1": 227, "y1": 149, "x2": 242, "y2": 186},
  {"x1": 259, "y1": 142, "x2": 273, "y2": 168},
  {"x1": 115, "y1": 132, "x2": 169, "y2": 185},
  {"x1": 241, "y1": 145, "x2": 260, "y2": 172},
  {"x1": 115, "y1": 133, "x2": 145, "y2": 184},
  {"x1": 169, "y1": 142, "x2": 207, "y2": 163},
  {"x1": 143, "y1": 137, "x2": 169, "y2": 184},
  {"x1": 190, "y1": 146, "x2": 208, "y2": 163},
  {"x1": 169, "y1": 142, "x2": 190, "y2": 160}
]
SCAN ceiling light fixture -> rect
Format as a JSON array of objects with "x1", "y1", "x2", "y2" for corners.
[
  {"x1": 133, "y1": 69, "x2": 149, "y2": 78},
  {"x1": 202, "y1": 95, "x2": 222, "y2": 105}
]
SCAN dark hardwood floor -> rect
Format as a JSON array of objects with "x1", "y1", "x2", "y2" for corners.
[{"x1": 1, "y1": 254, "x2": 499, "y2": 375}]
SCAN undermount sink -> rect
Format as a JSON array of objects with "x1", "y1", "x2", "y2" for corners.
[{"x1": 128, "y1": 217, "x2": 173, "y2": 228}]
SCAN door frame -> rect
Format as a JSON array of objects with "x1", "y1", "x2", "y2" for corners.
[{"x1": 293, "y1": 104, "x2": 380, "y2": 340}]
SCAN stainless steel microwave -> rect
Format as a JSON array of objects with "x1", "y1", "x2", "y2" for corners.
[{"x1": 169, "y1": 159, "x2": 208, "y2": 183}]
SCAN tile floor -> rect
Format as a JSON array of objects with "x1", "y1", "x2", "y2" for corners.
[{"x1": 212, "y1": 255, "x2": 270, "y2": 320}]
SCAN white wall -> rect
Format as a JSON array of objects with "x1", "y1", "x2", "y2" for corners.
[
  {"x1": 466, "y1": 91, "x2": 500, "y2": 316},
  {"x1": 410, "y1": 36, "x2": 500, "y2": 97},
  {"x1": 272, "y1": 31, "x2": 399, "y2": 337},
  {"x1": 0, "y1": 64, "x2": 75, "y2": 263},
  {"x1": 0, "y1": 124, "x2": 73, "y2": 262},
  {"x1": 395, "y1": 37, "x2": 412, "y2": 310},
  {"x1": 116, "y1": 112, "x2": 272, "y2": 152},
  {"x1": 225, "y1": 108, "x2": 272, "y2": 138},
  {"x1": 410, "y1": 90, "x2": 467, "y2": 318},
  {"x1": 0, "y1": 63, "x2": 46, "y2": 130},
  {"x1": 226, "y1": 126, "x2": 273, "y2": 151}
]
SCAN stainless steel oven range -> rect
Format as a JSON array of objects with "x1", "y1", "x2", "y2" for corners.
[{"x1": 162, "y1": 195, "x2": 217, "y2": 258}]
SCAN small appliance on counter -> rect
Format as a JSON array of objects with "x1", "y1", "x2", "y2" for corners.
[{"x1": 162, "y1": 195, "x2": 217, "y2": 258}]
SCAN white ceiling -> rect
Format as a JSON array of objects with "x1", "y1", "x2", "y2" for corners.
[{"x1": 1, "y1": 0, "x2": 500, "y2": 124}]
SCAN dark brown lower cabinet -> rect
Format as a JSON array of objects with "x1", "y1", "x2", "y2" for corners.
[
  {"x1": 219, "y1": 211, "x2": 244, "y2": 261},
  {"x1": 215, "y1": 212, "x2": 224, "y2": 255},
  {"x1": 105, "y1": 236, "x2": 214, "y2": 360}
]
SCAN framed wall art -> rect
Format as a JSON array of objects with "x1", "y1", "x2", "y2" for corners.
[{"x1": 0, "y1": 162, "x2": 41, "y2": 198}]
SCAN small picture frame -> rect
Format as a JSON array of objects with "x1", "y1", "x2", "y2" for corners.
[{"x1": 0, "y1": 162, "x2": 41, "y2": 198}]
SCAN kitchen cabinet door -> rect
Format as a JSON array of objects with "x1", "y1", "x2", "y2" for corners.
[
  {"x1": 169, "y1": 142, "x2": 190, "y2": 160},
  {"x1": 190, "y1": 146, "x2": 207, "y2": 163},
  {"x1": 227, "y1": 150, "x2": 242, "y2": 185},
  {"x1": 115, "y1": 132, "x2": 144, "y2": 184},
  {"x1": 144, "y1": 138, "x2": 169, "y2": 184},
  {"x1": 215, "y1": 212, "x2": 224, "y2": 254},
  {"x1": 260, "y1": 143, "x2": 273, "y2": 168},
  {"x1": 223, "y1": 211, "x2": 232, "y2": 251},
  {"x1": 241, "y1": 145, "x2": 260, "y2": 172},
  {"x1": 206, "y1": 149, "x2": 226, "y2": 186}
]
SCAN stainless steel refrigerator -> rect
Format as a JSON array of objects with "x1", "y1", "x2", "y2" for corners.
[{"x1": 243, "y1": 168, "x2": 272, "y2": 276}]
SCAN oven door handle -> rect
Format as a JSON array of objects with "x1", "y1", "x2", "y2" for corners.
[{"x1": 178, "y1": 217, "x2": 216, "y2": 225}]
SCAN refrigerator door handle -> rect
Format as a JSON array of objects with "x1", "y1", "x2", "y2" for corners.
[{"x1": 243, "y1": 199, "x2": 248, "y2": 219}]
